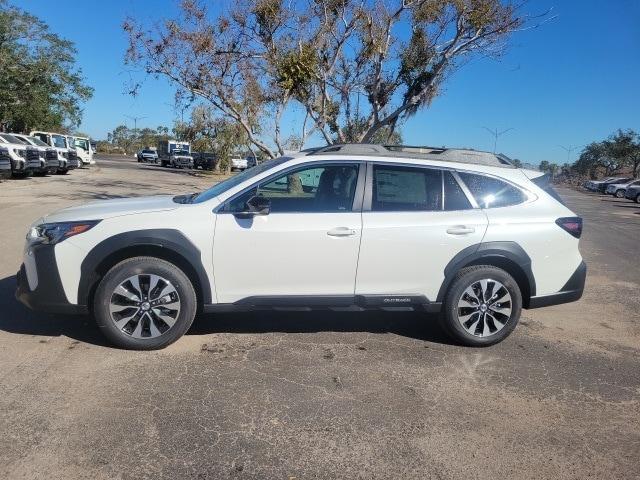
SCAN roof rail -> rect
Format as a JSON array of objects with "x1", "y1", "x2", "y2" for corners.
[{"x1": 306, "y1": 143, "x2": 515, "y2": 168}]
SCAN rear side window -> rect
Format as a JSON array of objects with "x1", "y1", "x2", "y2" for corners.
[
  {"x1": 372, "y1": 165, "x2": 441, "y2": 211},
  {"x1": 444, "y1": 172, "x2": 472, "y2": 211},
  {"x1": 457, "y1": 172, "x2": 526, "y2": 208},
  {"x1": 531, "y1": 174, "x2": 565, "y2": 205}
]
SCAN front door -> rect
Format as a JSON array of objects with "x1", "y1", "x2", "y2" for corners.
[{"x1": 212, "y1": 162, "x2": 364, "y2": 304}]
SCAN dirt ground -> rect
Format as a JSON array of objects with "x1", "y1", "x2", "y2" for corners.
[{"x1": 0, "y1": 156, "x2": 638, "y2": 479}]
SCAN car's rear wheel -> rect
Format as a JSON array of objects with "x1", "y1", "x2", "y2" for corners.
[
  {"x1": 439, "y1": 265, "x2": 522, "y2": 347},
  {"x1": 93, "y1": 257, "x2": 197, "y2": 350},
  {"x1": 636, "y1": 193, "x2": 640, "y2": 204}
]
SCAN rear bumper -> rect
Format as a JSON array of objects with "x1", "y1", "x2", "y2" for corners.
[
  {"x1": 16, "y1": 244, "x2": 87, "y2": 315},
  {"x1": 527, "y1": 261, "x2": 586, "y2": 309}
]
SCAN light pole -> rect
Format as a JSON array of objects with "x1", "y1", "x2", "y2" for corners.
[
  {"x1": 558, "y1": 144, "x2": 580, "y2": 164},
  {"x1": 125, "y1": 115, "x2": 147, "y2": 153},
  {"x1": 483, "y1": 126, "x2": 514, "y2": 153}
]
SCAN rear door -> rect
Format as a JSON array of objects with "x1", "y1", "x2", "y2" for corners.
[{"x1": 355, "y1": 163, "x2": 488, "y2": 302}]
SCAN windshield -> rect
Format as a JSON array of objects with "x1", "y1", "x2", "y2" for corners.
[
  {"x1": 52, "y1": 135, "x2": 67, "y2": 149},
  {"x1": 173, "y1": 150, "x2": 190, "y2": 156},
  {"x1": 0, "y1": 133, "x2": 24, "y2": 144},
  {"x1": 193, "y1": 156, "x2": 291, "y2": 204},
  {"x1": 27, "y1": 136, "x2": 48, "y2": 147},
  {"x1": 75, "y1": 138, "x2": 89, "y2": 150},
  {"x1": 142, "y1": 149, "x2": 155, "y2": 154}
]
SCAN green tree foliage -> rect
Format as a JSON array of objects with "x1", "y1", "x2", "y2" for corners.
[
  {"x1": 125, "y1": 0, "x2": 538, "y2": 158},
  {"x1": 0, "y1": 1, "x2": 93, "y2": 132},
  {"x1": 573, "y1": 130, "x2": 640, "y2": 179},
  {"x1": 105, "y1": 125, "x2": 171, "y2": 154}
]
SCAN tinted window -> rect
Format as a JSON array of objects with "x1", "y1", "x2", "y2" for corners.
[
  {"x1": 225, "y1": 164, "x2": 359, "y2": 213},
  {"x1": 193, "y1": 156, "x2": 291, "y2": 203},
  {"x1": 531, "y1": 173, "x2": 565, "y2": 205},
  {"x1": 444, "y1": 171, "x2": 472, "y2": 211},
  {"x1": 458, "y1": 172, "x2": 526, "y2": 208},
  {"x1": 373, "y1": 165, "x2": 441, "y2": 211}
]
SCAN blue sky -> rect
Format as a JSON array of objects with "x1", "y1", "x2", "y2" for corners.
[{"x1": 17, "y1": 0, "x2": 640, "y2": 165}]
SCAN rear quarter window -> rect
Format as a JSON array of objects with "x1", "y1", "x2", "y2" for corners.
[
  {"x1": 531, "y1": 174, "x2": 565, "y2": 206},
  {"x1": 458, "y1": 172, "x2": 527, "y2": 208}
]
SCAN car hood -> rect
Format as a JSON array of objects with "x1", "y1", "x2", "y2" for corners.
[{"x1": 40, "y1": 195, "x2": 179, "y2": 223}]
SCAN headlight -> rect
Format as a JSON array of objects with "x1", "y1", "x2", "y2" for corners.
[
  {"x1": 27, "y1": 220, "x2": 101, "y2": 245},
  {"x1": 14, "y1": 148, "x2": 26, "y2": 158}
]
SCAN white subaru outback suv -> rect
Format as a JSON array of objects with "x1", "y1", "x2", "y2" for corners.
[{"x1": 17, "y1": 144, "x2": 586, "y2": 350}]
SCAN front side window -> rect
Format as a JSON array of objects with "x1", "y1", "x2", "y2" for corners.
[
  {"x1": 224, "y1": 163, "x2": 360, "y2": 213},
  {"x1": 75, "y1": 138, "x2": 89, "y2": 150},
  {"x1": 372, "y1": 165, "x2": 441, "y2": 211},
  {"x1": 457, "y1": 172, "x2": 527, "y2": 208}
]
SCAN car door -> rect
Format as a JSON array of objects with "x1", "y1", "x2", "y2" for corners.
[
  {"x1": 212, "y1": 161, "x2": 365, "y2": 304},
  {"x1": 355, "y1": 163, "x2": 488, "y2": 303}
]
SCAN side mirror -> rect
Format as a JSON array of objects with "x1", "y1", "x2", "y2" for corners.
[{"x1": 246, "y1": 195, "x2": 271, "y2": 215}]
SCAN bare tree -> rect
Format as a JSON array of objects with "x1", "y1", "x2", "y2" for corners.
[{"x1": 125, "y1": 0, "x2": 545, "y2": 158}]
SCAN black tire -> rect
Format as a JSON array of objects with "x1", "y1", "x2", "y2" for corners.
[
  {"x1": 636, "y1": 193, "x2": 640, "y2": 204},
  {"x1": 615, "y1": 190, "x2": 625, "y2": 198},
  {"x1": 439, "y1": 265, "x2": 522, "y2": 347},
  {"x1": 93, "y1": 256, "x2": 197, "y2": 350},
  {"x1": 56, "y1": 168, "x2": 69, "y2": 175}
]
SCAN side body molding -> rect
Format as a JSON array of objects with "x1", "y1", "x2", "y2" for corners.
[
  {"x1": 436, "y1": 241, "x2": 536, "y2": 303},
  {"x1": 78, "y1": 229, "x2": 212, "y2": 307}
]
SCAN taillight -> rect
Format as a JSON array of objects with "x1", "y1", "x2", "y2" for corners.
[{"x1": 556, "y1": 217, "x2": 583, "y2": 238}]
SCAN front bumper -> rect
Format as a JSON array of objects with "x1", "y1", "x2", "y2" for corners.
[
  {"x1": 16, "y1": 243, "x2": 87, "y2": 315},
  {"x1": 527, "y1": 261, "x2": 587, "y2": 309}
]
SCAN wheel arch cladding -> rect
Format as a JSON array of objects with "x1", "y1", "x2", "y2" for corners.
[
  {"x1": 78, "y1": 229, "x2": 211, "y2": 309},
  {"x1": 436, "y1": 241, "x2": 536, "y2": 308}
]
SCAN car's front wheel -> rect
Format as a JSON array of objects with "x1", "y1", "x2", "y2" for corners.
[
  {"x1": 93, "y1": 257, "x2": 197, "y2": 350},
  {"x1": 615, "y1": 189, "x2": 625, "y2": 198},
  {"x1": 439, "y1": 265, "x2": 522, "y2": 347}
]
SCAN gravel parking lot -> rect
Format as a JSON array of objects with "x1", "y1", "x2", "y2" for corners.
[{"x1": 1, "y1": 155, "x2": 639, "y2": 479}]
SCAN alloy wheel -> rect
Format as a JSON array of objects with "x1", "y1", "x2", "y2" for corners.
[
  {"x1": 109, "y1": 274, "x2": 181, "y2": 338},
  {"x1": 456, "y1": 279, "x2": 512, "y2": 338}
]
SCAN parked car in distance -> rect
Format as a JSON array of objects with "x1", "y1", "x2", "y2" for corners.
[
  {"x1": 624, "y1": 184, "x2": 640, "y2": 203},
  {"x1": 30, "y1": 131, "x2": 75, "y2": 174},
  {"x1": 605, "y1": 179, "x2": 640, "y2": 198},
  {"x1": 0, "y1": 146, "x2": 12, "y2": 179},
  {"x1": 73, "y1": 136, "x2": 95, "y2": 166},
  {"x1": 0, "y1": 133, "x2": 33, "y2": 177},
  {"x1": 12, "y1": 134, "x2": 60, "y2": 175},
  {"x1": 597, "y1": 177, "x2": 633, "y2": 193},
  {"x1": 17, "y1": 143, "x2": 586, "y2": 350},
  {"x1": 192, "y1": 152, "x2": 215, "y2": 170},
  {"x1": 231, "y1": 157, "x2": 248, "y2": 171},
  {"x1": 137, "y1": 149, "x2": 159, "y2": 163},
  {"x1": 9, "y1": 134, "x2": 47, "y2": 176},
  {"x1": 583, "y1": 177, "x2": 616, "y2": 191}
]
